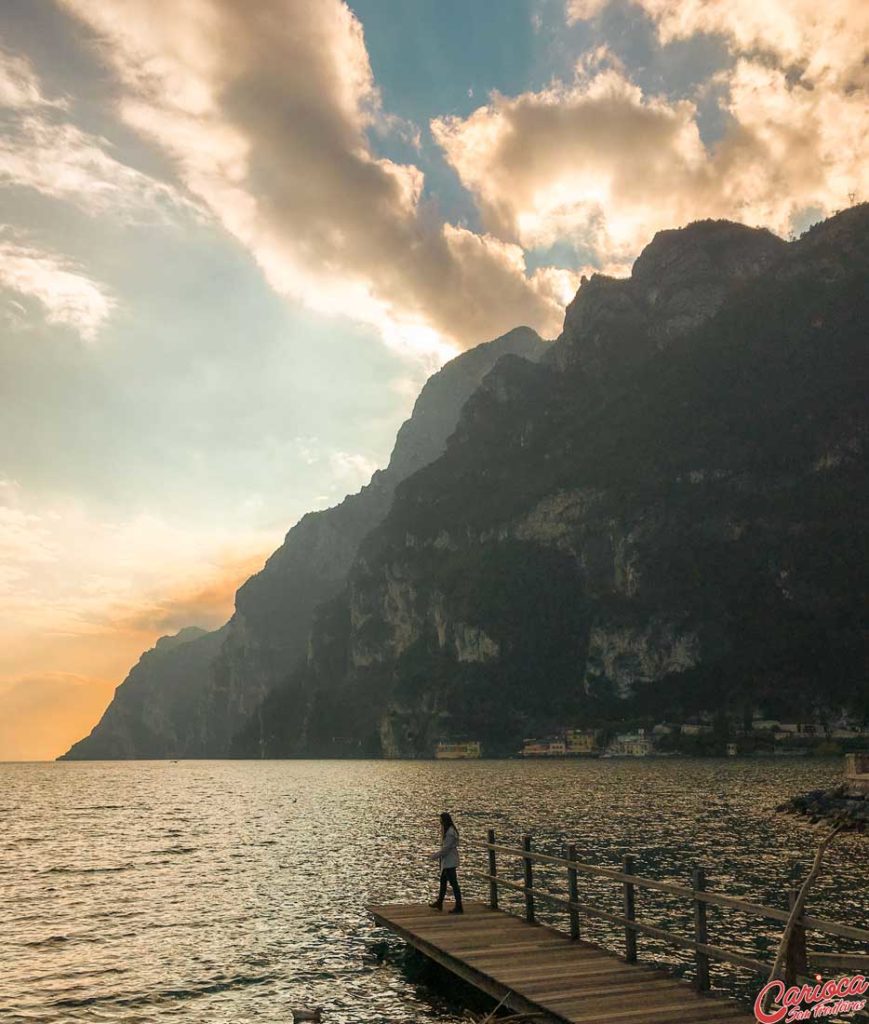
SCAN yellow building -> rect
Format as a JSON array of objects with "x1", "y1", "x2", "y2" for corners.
[
  {"x1": 435, "y1": 741, "x2": 481, "y2": 759},
  {"x1": 565, "y1": 729, "x2": 598, "y2": 754}
]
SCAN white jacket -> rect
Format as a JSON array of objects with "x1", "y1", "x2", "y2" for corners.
[{"x1": 434, "y1": 825, "x2": 460, "y2": 869}]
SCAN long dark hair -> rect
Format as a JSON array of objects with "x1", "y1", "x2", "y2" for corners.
[{"x1": 440, "y1": 811, "x2": 458, "y2": 837}]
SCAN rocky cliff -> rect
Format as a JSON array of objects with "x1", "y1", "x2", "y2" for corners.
[
  {"x1": 237, "y1": 207, "x2": 869, "y2": 758},
  {"x1": 61, "y1": 626, "x2": 227, "y2": 759},
  {"x1": 61, "y1": 327, "x2": 547, "y2": 759}
]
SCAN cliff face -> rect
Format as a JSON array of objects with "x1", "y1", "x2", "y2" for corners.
[
  {"x1": 547, "y1": 220, "x2": 786, "y2": 378},
  {"x1": 62, "y1": 627, "x2": 226, "y2": 759},
  {"x1": 61, "y1": 327, "x2": 547, "y2": 759},
  {"x1": 243, "y1": 207, "x2": 869, "y2": 758}
]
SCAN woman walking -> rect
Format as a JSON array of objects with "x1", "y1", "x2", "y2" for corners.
[{"x1": 428, "y1": 811, "x2": 463, "y2": 913}]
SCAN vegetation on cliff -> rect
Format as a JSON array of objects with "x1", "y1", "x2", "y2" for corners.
[{"x1": 238, "y1": 208, "x2": 869, "y2": 758}]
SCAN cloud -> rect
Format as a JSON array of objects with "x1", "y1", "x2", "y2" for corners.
[
  {"x1": 432, "y1": 22, "x2": 867, "y2": 271},
  {"x1": 0, "y1": 48, "x2": 65, "y2": 110},
  {"x1": 0, "y1": 233, "x2": 114, "y2": 340},
  {"x1": 109, "y1": 550, "x2": 269, "y2": 634},
  {"x1": 0, "y1": 114, "x2": 198, "y2": 221},
  {"x1": 567, "y1": 0, "x2": 869, "y2": 91},
  {"x1": 433, "y1": 65, "x2": 718, "y2": 270},
  {"x1": 0, "y1": 479, "x2": 277, "y2": 642},
  {"x1": 0, "y1": 50, "x2": 196, "y2": 339},
  {"x1": 57, "y1": 0, "x2": 572, "y2": 355},
  {"x1": 0, "y1": 50, "x2": 197, "y2": 222}
]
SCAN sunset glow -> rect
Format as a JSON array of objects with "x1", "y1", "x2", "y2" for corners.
[{"x1": 1, "y1": 0, "x2": 866, "y2": 759}]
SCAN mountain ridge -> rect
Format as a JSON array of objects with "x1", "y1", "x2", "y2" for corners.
[
  {"x1": 64, "y1": 207, "x2": 869, "y2": 760},
  {"x1": 61, "y1": 326, "x2": 548, "y2": 759},
  {"x1": 234, "y1": 206, "x2": 869, "y2": 758}
]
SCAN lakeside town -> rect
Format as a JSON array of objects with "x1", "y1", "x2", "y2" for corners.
[{"x1": 434, "y1": 714, "x2": 869, "y2": 759}]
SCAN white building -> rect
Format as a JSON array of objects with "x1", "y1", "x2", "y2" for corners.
[{"x1": 604, "y1": 731, "x2": 653, "y2": 757}]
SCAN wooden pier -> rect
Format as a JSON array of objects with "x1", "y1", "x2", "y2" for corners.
[
  {"x1": 369, "y1": 829, "x2": 869, "y2": 1024},
  {"x1": 370, "y1": 901, "x2": 754, "y2": 1023}
]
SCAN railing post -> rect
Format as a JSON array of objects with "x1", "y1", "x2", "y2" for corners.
[
  {"x1": 623, "y1": 854, "x2": 637, "y2": 962},
  {"x1": 487, "y1": 828, "x2": 498, "y2": 910},
  {"x1": 785, "y1": 889, "x2": 808, "y2": 985},
  {"x1": 693, "y1": 866, "x2": 711, "y2": 991},
  {"x1": 567, "y1": 843, "x2": 580, "y2": 940},
  {"x1": 522, "y1": 834, "x2": 535, "y2": 923}
]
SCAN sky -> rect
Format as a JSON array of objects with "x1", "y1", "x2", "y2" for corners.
[{"x1": 1, "y1": 0, "x2": 866, "y2": 760}]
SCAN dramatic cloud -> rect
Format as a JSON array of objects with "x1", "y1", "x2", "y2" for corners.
[
  {"x1": 0, "y1": 233, "x2": 114, "y2": 340},
  {"x1": 0, "y1": 50, "x2": 196, "y2": 221},
  {"x1": 58, "y1": 0, "x2": 575, "y2": 354},
  {"x1": 566, "y1": 0, "x2": 868, "y2": 90},
  {"x1": 433, "y1": 64, "x2": 713, "y2": 270},
  {"x1": 436, "y1": 5, "x2": 866, "y2": 271}
]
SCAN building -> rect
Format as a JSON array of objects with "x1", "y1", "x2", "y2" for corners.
[
  {"x1": 751, "y1": 719, "x2": 782, "y2": 732},
  {"x1": 564, "y1": 729, "x2": 598, "y2": 754},
  {"x1": 845, "y1": 753, "x2": 869, "y2": 795},
  {"x1": 829, "y1": 727, "x2": 869, "y2": 740},
  {"x1": 435, "y1": 741, "x2": 481, "y2": 759},
  {"x1": 774, "y1": 723, "x2": 818, "y2": 736},
  {"x1": 521, "y1": 738, "x2": 567, "y2": 757},
  {"x1": 603, "y1": 731, "x2": 653, "y2": 757},
  {"x1": 681, "y1": 722, "x2": 712, "y2": 736}
]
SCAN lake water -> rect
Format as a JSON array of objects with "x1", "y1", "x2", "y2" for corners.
[{"x1": 2, "y1": 759, "x2": 866, "y2": 1023}]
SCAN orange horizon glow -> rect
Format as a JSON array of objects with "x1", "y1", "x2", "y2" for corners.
[{"x1": 0, "y1": 544, "x2": 273, "y2": 761}]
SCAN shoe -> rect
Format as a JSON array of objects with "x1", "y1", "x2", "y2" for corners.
[
  {"x1": 428, "y1": 900, "x2": 443, "y2": 910},
  {"x1": 449, "y1": 905, "x2": 464, "y2": 914}
]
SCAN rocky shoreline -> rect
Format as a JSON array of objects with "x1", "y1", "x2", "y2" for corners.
[{"x1": 776, "y1": 785, "x2": 868, "y2": 831}]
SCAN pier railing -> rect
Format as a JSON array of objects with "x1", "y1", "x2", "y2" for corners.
[{"x1": 465, "y1": 829, "x2": 869, "y2": 991}]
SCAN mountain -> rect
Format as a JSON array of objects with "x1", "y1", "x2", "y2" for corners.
[
  {"x1": 60, "y1": 327, "x2": 548, "y2": 759},
  {"x1": 235, "y1": 206, "x2": 869, "y2": 758}
]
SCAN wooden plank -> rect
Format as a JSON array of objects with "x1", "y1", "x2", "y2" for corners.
[
  {"x1": 519, "y1": 977, "x2": 688, "y2": 1000},
  {"x1": 549, "y1": 1002, "x2": 745, "y2": 1024}
]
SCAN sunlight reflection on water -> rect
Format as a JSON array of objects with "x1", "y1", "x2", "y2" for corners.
[{"x1": 1, "y1": 759, "x2": 866, "y2": 1023}]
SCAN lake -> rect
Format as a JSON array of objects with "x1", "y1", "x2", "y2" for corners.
[{"x1": 2, "y1": 758, "x2": 866, "y2": 1023}]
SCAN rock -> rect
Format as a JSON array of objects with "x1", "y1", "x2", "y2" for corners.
[{"x1": 546, "y1": 219, "x2": 786, "y2": 377}]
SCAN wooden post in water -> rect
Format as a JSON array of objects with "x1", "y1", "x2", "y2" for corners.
[
  {"x1": 693, "y1": 866, "x2": 711, "y2": 992},
  {"x1": 487, "y1": 828, "x2": 498, "y2": 910},
  {"x1": 785, "y1": 889, "x2": 808, "y2": 985},
  {"x1": 522, "y1": 835, "x2": 535, "y2": 923},
  {"x1": 623, "y1": 854, "x2": 637, "y2": 962},
  {"x1": 567, "y1": 843, "x2": 580, "y2": 941}
]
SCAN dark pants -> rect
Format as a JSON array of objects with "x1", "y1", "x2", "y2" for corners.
[{"x1": 438, "y1": 867, "x2": 462, "y2": 905}]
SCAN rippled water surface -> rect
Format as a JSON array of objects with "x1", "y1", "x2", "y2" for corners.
[{"x1": 2, "y1": 759, "x2": 867, "y2": 1022}]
